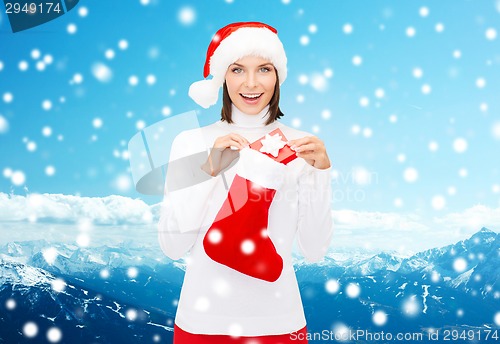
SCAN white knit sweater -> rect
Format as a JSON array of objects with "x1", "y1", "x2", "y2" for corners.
[{"x1": 158, "y1": 105, "x2": 333, "y2": 336}]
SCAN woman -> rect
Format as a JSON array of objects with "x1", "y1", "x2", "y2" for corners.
[{"x1": 158, "y1": 22, "x2": 333, "y2": 344}]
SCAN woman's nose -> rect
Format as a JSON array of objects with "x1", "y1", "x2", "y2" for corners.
[{"x1": 244, "y1": 72, "x2": 257, "y2": 88}]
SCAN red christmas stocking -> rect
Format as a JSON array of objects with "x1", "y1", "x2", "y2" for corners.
[{"x1": 203, "y1": 129, "x2": 297, "y2": 282}]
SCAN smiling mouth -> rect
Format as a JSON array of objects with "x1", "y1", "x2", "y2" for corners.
[{"x1": 240, "y1": 93, "x2": 263, "y2": 99}]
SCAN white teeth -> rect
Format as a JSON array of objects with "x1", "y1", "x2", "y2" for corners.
[{"x1": 241, "y1": 93, "x2": 262, "y2": 99}]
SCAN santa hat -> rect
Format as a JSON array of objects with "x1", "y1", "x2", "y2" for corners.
[{"x1": 188, "y1": 22, "x2": 288, "y2": 109}]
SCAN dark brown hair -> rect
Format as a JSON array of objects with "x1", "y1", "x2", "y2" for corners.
[{"x1": 220, "y1": 69, "x2": 284, "y2": 125}]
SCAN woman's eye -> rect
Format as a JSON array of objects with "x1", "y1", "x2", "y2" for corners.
[
  {"x1": 260, "y1": 67, "x2": 271, "y2": 72},
  {"x1": 232, "y1": 67, "x2": 243, "y2": 73}
]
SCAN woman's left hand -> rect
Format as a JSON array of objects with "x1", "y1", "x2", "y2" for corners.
[{"x1": 287, "y1": 136, "x2": 331, "y2": 170}]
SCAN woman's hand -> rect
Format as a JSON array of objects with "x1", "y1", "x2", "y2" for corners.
[
  {"x1": 287, "y1": 136, "x2": 331, "y2": 170},
  {"x1": 201, "y1": 133, "x2": 250, "y2": 176}
]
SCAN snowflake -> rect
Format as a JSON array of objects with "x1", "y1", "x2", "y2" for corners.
[
  {"x1": 129, "y1": 75, "x2": 139, "y2": 86},
  {"x1": 431, "y1": 195, "x2": 446, "y2": 210},
  {"x1": 486, "y1": 28, "x2": 497, "y2": 41},
  {"x1": 345, "y1": 283, "x2": 361, "y2": 298},
  {"x1": 476, "y1": 77, "x2": 486, "y2": 88},
  {"x1": 118, "y1": 39, "x2": 128, "y2": 50},
  {"x1": 178, "y1": 7, "x2": 196, "y2": 26},
  {"x1": 3, "y1": 92, "x2": 14, "y2": 103},
  {"x1": 105, "y1": 49, "x2": 115, "y2": 59},
  {"x1": 23, "y1": 322, "x2": 38, "y2": 338},
  {"x1": 127, "y1": 267, "x2": 139, "y2": 279},
  {"x1": 419, "y1": 7, "x2": 429, "y2": 17},
  {"x1": 453, "y1": 138, "x2": 468, "y2": 153},
  {"x1": 100, "y1": 269, "x2": 110, "y2": 279},
  {"x1": 428, "y1": 141, "x2": 438, "y2": 152},
  {"x1": 406, "y1": 27, "x2": 416, "y2": 37},
  {"x1": 19, "y1": 60, "x2": 28, "y2": 71},
  {"x1": 11, "y1": 170, "x2": 26, "y2": 186},
  {"x1": 413, "y1": 67, "x2": 423, "y2": 78},
  {"x1": 343, "y1": 23, "x2": 353, "y2": 34},
  {"x1": 453, "y1": 257, "x2": 467, "y2": 273},
  {"x1": 321, "y1": 109, "x2": 331, "y2": 120},
  {"x1": 495, "y1": 312, "x2": 500, "y2": 326},
  {"x1": 259, "y1": 133, "x2": 286, "y2": 157},
  {"x1": 78, "y1": 6, "x2": 88, "y2": 17},
  {"x1": 240, "y1": 239, "x2": 255, "y2": 255},
  {"x1": 373, "y1": 310, "x2": 388, "y2": 326},
  {"x1": 5, "y1": 298, "x2": 16, "y2": 310},
  {"x1": 91, "y1": 62, "x2": 112, "y2": 82},
  {"x1": 325, "y1": 279, "x2": 340, "y2": 294},
  {"x1": 146, "y1": 74, "x2": 156, "y2": 85},
  {"x1": 352, "y1": 55, "x2": 362, "y2": 66},
  {"x1": 402, "y1": 296, "x2": 420, "y2": 317},
  {"x1": 0, "y1": 115, "x2": 8, "y2": 133},
  {"x1": 47, "y1": 327, "x2": 62, "y2": 343},
  {"x1": 421, "y1": 84, "x2": 432, "y2": 94},
  {"x1": 207, "y1": 229, "x2": 222, "y2": 244},
  {"x1": 92, "y1": 118, "x2": 103, "y2": 128},
  {"x1": 403, "y1": 167, "x2": 418, "y2": 183},
  {"x1": 435, "y1": 23, "x2": 445, "y2": 33},
  {"x1": 332, "y1": 323, "x2": 351, "y2": 342},
  {"x1": 67, "y1": 23, "x2": 77, "y2": 34},
  {"x1": 76, "y1": 233, "x2": 90, "y2": 247}
]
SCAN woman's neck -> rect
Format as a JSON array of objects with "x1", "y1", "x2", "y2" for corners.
[{"x1": 230, "y1": 104, "x2": 271, "y2": 128}]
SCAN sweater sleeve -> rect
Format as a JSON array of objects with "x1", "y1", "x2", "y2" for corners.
[
  {"x1": 158, "y1": 129, "x2": 225, "y2": 260},
  {"x1": 295, "y1": 162, "x2": 334, "y2": 263}
]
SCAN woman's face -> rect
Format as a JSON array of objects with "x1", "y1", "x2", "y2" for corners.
[{"x1": 224, "y1": 55, "x2": 277, "y2": 115}]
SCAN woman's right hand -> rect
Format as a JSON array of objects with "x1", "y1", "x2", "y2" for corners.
[{"x1": 201, "y1": 133, "x2": 250, "y2": 176}]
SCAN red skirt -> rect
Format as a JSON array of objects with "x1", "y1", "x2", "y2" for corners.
[{"x1": 173, "y1": 324, "x2": 308, "y2": 344}]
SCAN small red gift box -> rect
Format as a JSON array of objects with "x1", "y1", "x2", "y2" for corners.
[{"x1": 249, "y1": 128, "x2": 297, "y2": 165}]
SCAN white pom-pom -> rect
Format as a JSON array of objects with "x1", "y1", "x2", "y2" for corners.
[{"x1": 188, "y1": 79, "x2": 221, "y2": 109}]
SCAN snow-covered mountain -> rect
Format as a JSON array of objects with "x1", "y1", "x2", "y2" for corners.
[{"x1": 1, "y1": 227, "x2": 499, "y2": 343}]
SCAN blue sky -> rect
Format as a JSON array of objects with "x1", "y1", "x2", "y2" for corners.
[{"x1": 1, "y1": 0, "x2": 500, "y2": 251}]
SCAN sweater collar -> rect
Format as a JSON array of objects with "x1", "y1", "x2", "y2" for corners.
[{"x1": 230, "y1": 104, "x2": 271, "y2": 128}]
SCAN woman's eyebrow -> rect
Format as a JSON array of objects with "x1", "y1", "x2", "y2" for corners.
[{"x1": 230, "y1": 63, "x2": 273, "y2": 67}]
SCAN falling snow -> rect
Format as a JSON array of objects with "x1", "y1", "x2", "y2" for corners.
[
  {"x1": 51, "y1": 278, "x2": 67, "y2": 292},
  {"x1": 126, "y1": 309, "x2": 138, "y2": 321},
  {"x1": 494, "y1": 312, "x2": 500, "y2": 326},
  {"x1": 403, "y1": 167, "x2": 418, "y2": 183},
  {"x1": 67, "y1": 23, "x2": 77, "y2": 34},
  {"x1": 352, "y1": 55, "x2": 362, "y2": 66},
  {"x1": 5, "y1": 298, "x2": 16, "y2": 310},
  {"x1": 453, "y1": 138, "x2": 468, "y2": 153},
  {"x1": 23, "y1": 322, "x2": 38, "y2": 338},
  {"x1": 0, "y1": 115, "x2": 8, "y2": 133},
  {"x1": 373, "y1": 310, "x2": 388, "y2": 326},
  {"x1": 453, "y1": 257, "x2": 468, "y2": 273},
  {"x1": 431, "y1": 195, "x2": 446, "y2": 210},
  {"x1": 325, "y1": 279, "x2": 340, "y2": 294},
  {"x1": 127, "y1": 267, "x2": 139, "y2": 279},
  {"x1": 403, "y1": 295, "x2": 420, "y2": 316},
  {"x1": 178, "y1": 7, "x2": 196, "y2": 25},
  {"x1": 343, "y1": 23, "x2": 353, "y2": 34},
  {"x1": 345, "y1": 282, "x2": 361, "y2": 298},
  {"x1": 3, "y1": 92, "x2": 13, "y2": 103},
  {"x1": 91, "y1": 62, "x2": 112, "y2": 82},
  {"x1": 42, "y1": 247, "x2": 58, "y2": 264},
  {"x1": 47, "y1": 327, "x2": 63, "y2": 343}
]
